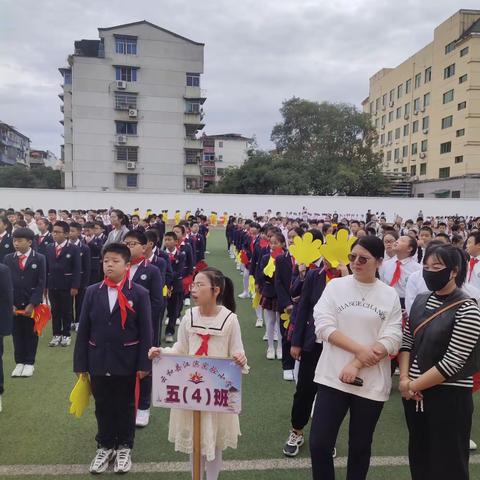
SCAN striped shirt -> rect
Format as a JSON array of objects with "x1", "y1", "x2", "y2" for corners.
[{"x1": 401, "y1": 294, "x2": 480, "y2": 388}]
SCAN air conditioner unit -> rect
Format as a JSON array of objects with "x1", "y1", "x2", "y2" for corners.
[
  {"x1": 413, "y1": 110, "x2": 419, "y2": 115},
  {"x1": 126, "y1": 161, "x2": 136, "y2": 170},
  {"x1": 423, "y1": 129, "x2": 429, "y2": 134},
  {"x1": 116, "y1": 135, "x2": 127, "y2": 144},
  {"x1": 128, "y1": 108, "x2": 137, "y2": 118},
  {"x1": 116, "y1": 80, "x2": 127, "y2": 90},
  {"x1": 419, "y1": 152, "x2": 426, "y2": 159},
  {"x1": 389, "y1": 101, "x2": 394, "y2": 107},
  {"x1": 404, "y1": 114, "x2": 409, "y2": 120}
]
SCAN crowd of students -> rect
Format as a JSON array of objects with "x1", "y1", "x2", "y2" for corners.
[{"x1": 1, "y1": 206, "x2": 480, "y2": 479}]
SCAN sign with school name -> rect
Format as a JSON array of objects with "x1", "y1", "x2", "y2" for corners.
[{"x1": 152, "y1": 355, "x2": 242, "y2": 414}]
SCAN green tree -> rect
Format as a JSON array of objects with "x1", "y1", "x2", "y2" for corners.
[{"x1": 0, "y1": 165, "x2": 62, "y2": 189}]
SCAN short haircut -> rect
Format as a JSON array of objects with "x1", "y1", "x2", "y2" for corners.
[
  {"x1": 124, "y1": 230, "x2": 147, "y2": 245},
  {"x1": 48, "y1": 209, "x2": 57, "y2": 214},
  {"x1": 419, "y1": 226, "x2": 433, "y2": 236},
  {"x1": 468, "y1": 231, "x2": 480, "y2": 245},
  {"x1": 173, "y1": 224, "x2": 186, "y2": 235},
  {"x1": 164, "y1": 231, "x2": 178, "y2": 241},
  {"x1": 383, "y1": 230, "x2": 399, "y2": 240},
  {"x1": 12, "y1": 227, "x2": 34, "y2": 241},
  {"x1": 145, "y1": 229, "x2": 159, "y2": 243},
  {"x1": 131, "y1": 214, "x2": 140, "y2": 220},
  {"x1": 352, "y1": 235, "x2": 384, "y2": 259},
  {"x1": 102, "y1": 242, "x2": 131, "y2": 263},
  {"x1": 53, "y1": 221, "x2": 70, "y2": 234},
  {"x1": 69, "y1": 222, "x2": 82, "y2": 231},
  {"x1": 84, "y1": 221, "x2": 95, "y2": 229},
  {"x1": 435, "y1": 232, "x2": 451, "y2": 243}
]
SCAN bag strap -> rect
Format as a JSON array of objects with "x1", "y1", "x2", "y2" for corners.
[{"x1": 413, "y1": 299, "x2": 468, "y2": 337}]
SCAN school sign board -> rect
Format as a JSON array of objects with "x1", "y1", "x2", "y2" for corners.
[{"x1": 152, "y1": 355, "x2": 242, "y2": 414}]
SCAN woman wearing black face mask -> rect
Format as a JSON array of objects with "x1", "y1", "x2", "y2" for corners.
[{"x1": 398, "y1": 243, "x2": 480, "y2": 480}]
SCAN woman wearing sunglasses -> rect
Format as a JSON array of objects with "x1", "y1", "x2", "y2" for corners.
[{"x1": 310, "y1": 236, "x2": 402, "y2": 480}]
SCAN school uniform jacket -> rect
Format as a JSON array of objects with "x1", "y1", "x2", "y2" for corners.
[
  {"x1": 34, "y1": 232, "x2": 54, "y2": 256},
  {"x1": 165, "y1": 249, "x2": 187, "y2": 292},
  {"x1": 130, "y1": 261, "x2": 164, "y2": 317},
  {"x1": 87, "y1": 235, "x2": 105, "y2": 284},
  {"x1": 256, "y1": 252, "x2": 276, "y2": 298},
  {"x1": 4, "y1": 250, "x2": 46, "y2": 309},
  {"x1": 191, "y1": 233, "x2": 206, "y2": 263},
  {"x1": 46, "y1": 242, "x2": 81, "y2": 290},
  {"x1": 179, "y1": 242, "x2": 194, "y2": 276},
  {"x1": 249, "y1": 241, "x2": 269, "y2": 278},
  {"x1": 154, "y1": 250, "x2": 173, "y2": 287},
  {"x1": 0, "y1": 233, "x2": 15, "y2": 263},
  {"x1": 0, "y1": 263, "x2": 13, "y2": 336},
  {"x1": 73, "y1": 281, "x2": 153, "y2": 376},
  {"x1": 73, "y1": 241, "x2": 91, "y2": 288},
  {"x1": 274, "y1": 251, "x2": 294, "y2": 312}
]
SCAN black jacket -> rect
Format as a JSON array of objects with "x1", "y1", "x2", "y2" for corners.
[{"x1": 0, "y1": 263, "x2": 13, "y2": 336}]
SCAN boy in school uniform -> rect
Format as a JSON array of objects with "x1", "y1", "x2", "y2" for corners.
[
  {"x1": 84, "y1": 221, "x2": 103, "y2": 285},
  {"x1": 74, "y1": 242, "x2": 152, "y2": 474},
  {"x1": 190, "y1": 221, "x2": 206, "y2": 266},
  {"x1": 0, "y1": 215, "x2": 14, "y2": 263},
  {"x1": 69, "y1": 222, "x2": 91, "y2": 330},
  {"x1": 172, "y1": 224, "x2": 194, "y2": 308},
  {"x1": 4, "y1": 228, "x2": 46, "y2": 378},
  {"x1": 0, "y1": 262, "x2": 13, "y2": 412},
  {"x1": 46, "y1": 221, "x2": 81, "y2": 347},
  {"x1": 123, "y1": 230, "x2": 164, "y2": 427},
  {"x1": 34, "y1": 218, "x2": 54, "y2": 256},
  {"x1": 163, "y1": 232, "x2": 186, "y2": 343}
]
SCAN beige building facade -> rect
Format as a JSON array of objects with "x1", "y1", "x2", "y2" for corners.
[{"x1": 364, "y1": 9, "x2": 480, "y2": 198}]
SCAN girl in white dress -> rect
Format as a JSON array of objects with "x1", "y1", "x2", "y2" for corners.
[{"x1": 149, "y1": 267, "x2": 248, "y2": 480}]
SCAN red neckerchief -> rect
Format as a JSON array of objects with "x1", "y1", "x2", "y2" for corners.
[
  {"x1": 195, "y1": 334, "x2": 211, "y2": 356},
  {"x1": 103, "y1": 271, "x2": 135, "y2": 329},
  {"x1": 271, "y1": 247, "x2": 284, "y2": 259},
  {"x1": 259, "y1": 238, "x2": 269, "y2": 249},
  {"x1": 469, "y1": 258, "x2": 479, "y2": 281},
  {"x1": 130, "y1": 256, "x2": 145, "y2": 266}
]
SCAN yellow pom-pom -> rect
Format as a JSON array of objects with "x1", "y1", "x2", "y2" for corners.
[
  {"x1": 288, "y1": 232, "x2": 322, "y2": 266},
  {"x1": 263, "y1": 256, "x2": 276, "y2": 278},
  {"x1": 248, "y1": 275, "x2": 256, "y2": 296},
  {"x1": 252, "y1": 292, "x2": 261, "y2": 309},
  {"x1": 69, "y1": 374, "x2": 91, "y2": 418},
  {"x1": 280, "y1": 310, "x2": 290, "y2": 329},
  {"x1": 162, "y1": 285, "x2": 168, "y2": 297},
  {"x1": 320, "y1": 229, "x2": 357, "y2": 268}
]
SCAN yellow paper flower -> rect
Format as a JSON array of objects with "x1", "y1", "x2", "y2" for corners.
[
  {"x1": 263, "y1": 256, "x2": 276, "y2": 277},
  {"x1": 69, "y1": 374, "x2": 91, "y2": 418},
  {"x1": 174, "y1": 212, "x2": 181, "y2": 225},
  {"x1": 281, "y1": 310, "x2": 290, "y2": 329},
  {"x1": 162, "y1": 285, "x2": 168, "y2": 297},
  {"x1": 248, "y1": 275, "x2": 256, "y2": 295},
  {"x1": 320, "y1": 229, "x2": 357, "y2": 268},
  {"x1": 163, "y1": 210, "x2": 169, "y2": 222},
  {"x1": 288, "y1": 231, "x2": 323, "y2": 266},
  {"x1": 252, "y1": 292, "x2": 261, "y2": 309}
]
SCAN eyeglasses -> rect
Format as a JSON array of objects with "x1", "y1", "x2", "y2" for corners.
[
  {"x1": 124, "y1": 241, "x2": 141, "y2": 247},
  {"x1": 189, "y1": 283, "x2": 215, "y2": 291},
  {"x1": 348, "y1": 253, "x2": 373, "y2": 265}
]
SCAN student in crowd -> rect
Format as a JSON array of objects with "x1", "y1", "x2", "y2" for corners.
[
  {"x1": 466, "y1": 231, "x2": 480, "y2": 290},
  {"x1": 382, "y1": 230, "x2": 399, "y2": 261},
  {"x1": 190, "y1": 221, "x2": 206, "y2": 267},
  {"x1": 417, "y1": 226, "x2": 433, "y2": 263},
  {"x1": 35, "y1": 218, "x2": 54, "y2": 256},
  {"x1": 0, "y1": 215, "x2": 14, "y2": 263},
  {"x1": 0, "y1": 261, "x2": 13, "y2": 412},
  {"x1": 104, "y1": 210, "x2": 130, "y2": 246},
  {"x1": 84, "y1": 222, "x2": 104, "y2": 285}
]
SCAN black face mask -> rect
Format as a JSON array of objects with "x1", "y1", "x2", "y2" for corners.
[{"x1": 423, "y1": 267, "x2": 452, "y2": 292}]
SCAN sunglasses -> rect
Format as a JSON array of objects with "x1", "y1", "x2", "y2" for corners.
[{"x1": 348, "y1": 253, "x2": 373, "y2": 265}]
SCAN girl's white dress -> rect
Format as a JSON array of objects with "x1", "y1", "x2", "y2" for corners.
[{"x1": 162, "y1": 306, "x2": 247, "y2": 461}]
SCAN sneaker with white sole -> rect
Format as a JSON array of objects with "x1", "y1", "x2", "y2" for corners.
[
  {"x1": 11, "y1": 364, "x2": 24, "y2": 377},
  {"x1": 470, "y1": 439, "x2": 477, "y2": 450},
  {"x1": 49, "y1": 335, "x2": 62, "y2": 347},
  {"x1": 176, "y1": 318, "x2": 181, "y2": 326},
  {"x1": 255, "y1": 318, "x2": 263, "y2": 328},
  {"x1": 60, "y1": 336, "x2": 71, "y2": 347},
  {"x1": 263, "y1": 333, "x2": 268, "y2": 341},
  {"x1": 114, "y1": 446, "x2": 132, "y2": 473},
  {"x1": 238, "y1": 292, "x2": 249, "y2": 299},
  {"x1": 332, "y1": 447, "x2": 337, "y2": 458},
  {"x1": 283, "y1": 430, "x2": 304, "y2": 457},
  {"x1": 165, "y1": 334, "x2": 174, "y2": 344},
  {"x1": 266, "y1": 347, "x2": 275, "y2": 360},
  {"x1": 164, "y1": 318, "x2": 169, "y2": 326},
  {"x1": 283, "y1": 369, "x2": 294, "y2": 381},
  {"x1": 276, "y1": 346, "x2": 283, "y2": 360},
  {"x1": 135, "y1": 408, "x2": 150, "y2": 427},
  {"x1": 89, "y1": 447, "x2": 116, "y2": 474},
  {"x1": 21, "y1": 365, "x2": 34, "y2": 377}
]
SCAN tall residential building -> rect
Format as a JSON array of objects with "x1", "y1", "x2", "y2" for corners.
[
  {"x1": 59, "y1": 21, "x2": 206, "y2": 192},
  {"x1": 0, "y1": 122, "x2": 30, "y2": 167},
  {"x1": 201, "y1": 133, "x2": 252, "y2": 189},
  {"x1": 363, "y1": 9, "x2": 480, "y2": 198}
]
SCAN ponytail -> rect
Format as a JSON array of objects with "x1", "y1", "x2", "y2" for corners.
[{"x1": 221, "y1": 276, "x2": 236, "y2": 313}]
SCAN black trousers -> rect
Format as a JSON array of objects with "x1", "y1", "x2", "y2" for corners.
[
  {"x1": 166, "y1": 292, "x2": 183, "y2": 336},
  {"x1": 403, "y1": 385, "x2": 472, "y2": 480},
  {"x1": 90, "y1": 374, "x2": 137, "y2": 449},
  {"x1": 310, "y1": 384, "x2": 384, "y2": 480},
  {"x1": 49, "y1": 289, "x2": 73, "y2": 337},
  {"x1": 280, "y1": 320, "x2": 295, "y2": 371},
  {"x1": 291, "y1": 343, "x2": 323, "y2": 430},
  {"x1": 74, "y1": 288, "x2": 86, "y2": 323},
  {"x1": 12, "y1": 315, "x2": 39, "y2": 365},
  {"x1": 0, "y1": 336, "x2": 4, "y2": 395}
]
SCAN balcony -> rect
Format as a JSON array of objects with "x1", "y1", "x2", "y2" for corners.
[
  {"x1": 184, "y1": 86, "x2": 207, "y2": 104},
  {"x1": 184, "y1": 112, "x2": 205, "y2": 130},
  {"x1": 184, "y1": 163, "x2": 201, "y2": 177},
  {"x1": 184, "y1": 138, "x2": 203, "y2": 150}
]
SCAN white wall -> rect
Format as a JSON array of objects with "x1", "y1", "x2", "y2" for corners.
[{"x1": 1, "y1": 188, "x2": 479, "y2": 221}]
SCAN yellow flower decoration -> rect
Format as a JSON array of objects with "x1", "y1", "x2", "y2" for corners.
[
  {"x1": 69, "y1": 374, "x2": 91, "y2": 418},
  {"x1": 174, "y1": 211, "x2": 181, "y2": 225},
  {"x1": 184, "y1": 211, "x2": 191, "y2": 220},
  {"x1": 162, "y1": 210, "x2": 169, "y2": 222},
  {"x1": 210, "y1": 212, "x2": 218, "y2": 226},
  {"x1": 252, "y1": 292, "x2": 261, "y2": 309},
  {"x1": 263, "y1": 256, "x2": 276, "y2": 278},
  {"x1": 280, "y1": 310, "x2": 290, "y2": 329},
  {"x1": 248, "y1": 275, "x2": 256, "y2": 296},
  {"x1": 320, "y1": 229, "x2": 357, "y2": 268},
  {"x1": 162, "y1": 285, "x2": 168, "y2": 297},
  {"x1": 288, "y1": 231, "x2": 322, "y2": 266}
]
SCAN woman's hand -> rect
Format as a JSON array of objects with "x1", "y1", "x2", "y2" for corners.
[
  {"x1": 355, "y1": 346, "x2": 378, "y2": 367},
  {"x1": 148, "y1": 347, "x2": 162, "y2": 360},
  {"x1": 233, "y1": 352, "x2": 247, "y2": 367},
  {"x1": 339, "y1": 362, "x2": 359, "y2": 384}
]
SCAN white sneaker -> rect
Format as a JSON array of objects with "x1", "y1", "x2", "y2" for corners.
[
  {"x1": 164, "y1": 318, "x2": 169, "y2": 326},
  {"x1": 205, "y1": 251, "x2": 210, "y2": 255},
  {"x1": 263, "y1": 333, "x2": 268, "y2": 341},
  {"x1": 238, "y1": 292, "x2": 249, "y2": 299},
  {"x1": 165, "y1": 334, "x2": 174, "y2": 344},
  {"x1": 49, "y1": 335, "x2": 62, "y2": 347},
  {"x1": 276, "y1": 346, "x2": 283, "y2": 360},
  {"x1": 283, "y1": 369, "x2": 294, "y2": 381},
  {"x1": 470, "y1": 439, "x2": 477, "y2": 450},
  {"x1": 266, "y1": 347, "x2": 275, "y2": 360},
  {"x1": 89, "y1": 447, "x2": 116, "y2": 474},
  {"x1": 60, "y1": 336, "x2": 71, "y2": 347},
  {"x1": 11, "y1": 364, "x2": 24, "y2": 377},
  {"x1": 136, "y1": 408, "x2": 150, "y2": 427},
  {"x1": 184, "y1": 298, "x2": 191, "y2": 306},
  {"x1": 114, "y1": 446, "x2": 132, "y2": 473},
  {"x1": 21, "y1": 365, "x2": 34, "y2": 377},
  {"x1": 274, "y1": 334, "x2": 279, "y2": 342},
  {"x1": 176, "y1": 318, "x2": 181, "y2": 326},
  {"x1": 255, "y1": 318, "x2": 263, "y2": 328}
]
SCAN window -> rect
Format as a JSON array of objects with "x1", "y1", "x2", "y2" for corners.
[
  {"x1": 185, "y1": 101, "x2": 201, "y2": 113},
  {"x1": 413, "y1": 98, "x2": 421, "y2": 112},
  {"x1": 386, "y1": 150, "x2": 392, "y2": 161},
  {"x1": 115, "y1": 66, "x2": 138, "y2": 82},
  {"x1": 375, "y1": 98, "x2": 380, "y2": 112},
  {"x1": 403, "y1": 145, "x2": 408, "y2": 157},
  {"x1": 396, "y1": 106, "x2": 402, "y2": 119},
  {"x1": 445, "y1": 41, "x2": 456, "y2": 54},
  {"x1": 404, "y1": 102, "x2": 410, "y2": 116},
  {"x1": 387, "y1": 131, "x2": 393, "y2": 142},
  {"x1": 412, "y1": 120, "x2": 419, "y2": 133},
  {"x1": 115, "y1": 36, "x2": 137, "y2": 55},
  {"x1": 375, "y1": 118, "x2": 379, "y2": 128},
  {"x1": 115, "y1": 92, "x2": 137, "y2": 110},
  {"x1": 402, "y1": 167, "x2": 407, "y2": 173},
  {"x1": 218, "y1": 154, "x2": 223, "y2": 161},
  {"x1": 415, "y1": 73, "x2": 421, "y2": 89},
  {"x1": 439, "y1": 167, "x2": 450, "y2": 178},
  {"x1": 126, "y1": 174, "x2": 138, "y2": 187},
  {"x1": 417, "y1": 193, "x2": 425, "y2": 198},
  {"x1": 440, "y1": 141, "x2": 452, "y2": 154},
  {"x1": 116, "y1": 121, "x2": 137, "y2": 135},
  {"x1": 186, "y1": 73, "x2": 200, "y2": 87},
  {"x1": 411, "y1": 165, "x2": 417, "y2": 176},
  {"x1": 443, "y1": 89, "x2": 454, "y2": 103},
  {"x1": 459, "y1": 74, "x2": 468, "y2": 84},
  {"x1": 403, "y1": 124, "x2": 409, "y2": 137},
  {"x1": 421, "y1": 139, "x2": 428, "y2": 152},
  {"x1": 452, "y1": 190, "x2": 461, "y2": 198},
  {"x1": 389, "y1": 89, "x2": 395, "y2": 103},
  {"x1": 456, "y1": 129, "x2": 465, "y2": 137},
  {"x1": 397, "y1": 84, "x2": 403, "y2": 99},
  {"x1": 381, "y1": 114, "x2": 386, "y2": 127},
  {"x1": 219, "y1": 141, "x2": 224, "y2": 148},
  {"x1": 444, "y1": 64, "x2": 455, "y2": 79},
  {"x1": 455, "y1": 155, "x2": 464, "y2": 163},
  {"x1": 458, "y1": 101, "x2": 466, "y2": 110},
  {"x1": 406, "y1": 79, "x2": 412, "y2": 94},
  {"x1": 395, "y1": 127, "x2": 401, "y2": 140},
  {"x1": 185, "y1": 176, "x2": 201, "y2": 190},
  {"x1": 412, "y1": 142, "x2": 418, "y2": 155},
  {"x1": 380, "y1": 133, "x2": 385, "y2": 145},
  {"x1": 441, "y1": 115, "x2": 453, "y2": 129},
  {"x1": 460, "y1": 47, "x2": 469, "y2": 57},
  {"x1": 203, "y1": 153, "x2": 214, "y2": 162},
  {"x1": 394, "y1": 148, "x2": 400, "y2": 160},
  {"x1": 115, "y1": 146, "x2": 138, "y2": 162},
  {"x1": 420, "y1": 163, "x2": 427, "y2": 175},
  {"x1": 388, "y1": 111, "x2": 394, "y2": 123},
  {"x1": 422, "y1": 116, "x2": 429, "y2": 130},
  {"x1": 423, "y1": 93, "x2": 430, "y2": 107},
  {"x1": 382, "y1": 93, "x2": 387, "y2": 106},
  {"x1": 64, "y1": 70, "x2": 72, "y2": 85},
  {"x1": 425, "y1": 66, "x2": 432, "y2": 83}
]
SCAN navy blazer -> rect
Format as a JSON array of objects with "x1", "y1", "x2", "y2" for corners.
[
  {"x1": 164, "y1": 249, "x2": 187, "y2": 292},
  {"x1": 46, "y1": 243, "x2": 81, "y2": 290},
  {"x1": 34, "y1": 233, "x2": 54, "y2": 256},
  {"x1": 87, "y1": 236, "x2": 104, "y2": 283},
  {"x1": 256, "y1": 252, "x2": 276, "y2": 299},
  {"x1": 4, "y1": 251, "x2": 46, "y2": 309},
  {"x1": 73, "y1": 281, "x2": 153, "y2": 375},
  {"x1": 131, "y1": 261, "x2": 164, "y2": 315},
  {"x1": 199, "y1": 224, "x2": 209, "y2": 240},
  {"x1": 0, "y1": 263, "x2": 13, "y2": 336},
  {"x1": 73, "y1": 241, "x2": 91, "y2": 288},
  {"x1": 154, "y1": 249, "x2": 173, "y2": 287},
  {"x1": 191, "y1": 233, "x2": 206, "y2": 263},
  {"x1": 180, "y1": 242, "x2": 194, "y2": 276},
  {"x1": 0, "y1": 233, "x2": 15, "y2": 263},
  {"x1": 249, "y1": 241, "x2": 269, "y2": 278},
  {"x1": 149, "y1": 254, "x2": 169, "y2": 287},
  {"x1": 291, "y1": 266, "x2": 327, "y2": 352},
  {"x1": 274, "y1": 252, "x2": 294, "y2": 312}
]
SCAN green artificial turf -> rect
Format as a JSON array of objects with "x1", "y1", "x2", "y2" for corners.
[{"x1": 1, "y1": 229, "x2": 479, "y2": 478}]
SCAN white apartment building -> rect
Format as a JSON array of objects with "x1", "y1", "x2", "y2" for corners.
[{"x1": 59, "y1": 21, "x2": 206, "y2": 192}]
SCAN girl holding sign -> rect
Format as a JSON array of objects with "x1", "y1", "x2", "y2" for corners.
[{"x1": 148, "y1": 267, "x2": 248, "y2": 480}]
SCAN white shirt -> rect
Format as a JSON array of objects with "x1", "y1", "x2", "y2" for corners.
[
  {"x1": 379, "y1": 255, "x2": 422, "y2": 299},
  {"x1": 55, "y1": 240, "x2": 68, "y2": 249},
  {"x1": 313, "y1": 275, "x2": 402, "y2": 402},
  {"x1": 107, "y1": 286, "x2": 119, "y2": 312},
  {"x1": 129, "y1": 263, "x2": 141, "y2": 280},
  {"x1": 16, "y1": 248, "x2": 32, "y2": 268}
]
